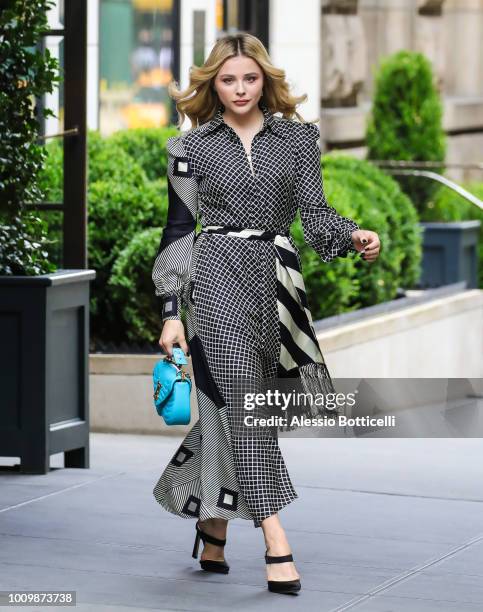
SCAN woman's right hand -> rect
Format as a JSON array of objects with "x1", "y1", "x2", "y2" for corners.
[{"x1": 159, "y1": 320, "x2": 190, "y2": 358}]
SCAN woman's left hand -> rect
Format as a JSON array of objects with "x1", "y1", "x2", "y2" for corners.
[{"x1": 351, "y1": 230, "x2": 380, "y2": 263}]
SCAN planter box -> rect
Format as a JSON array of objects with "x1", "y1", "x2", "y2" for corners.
[
  {"x1": 419, "y1": 220, "x2": 480, "y2": 289},
  {"x1": 0, "y1": 269, "x2": 96, "y2": 474}
]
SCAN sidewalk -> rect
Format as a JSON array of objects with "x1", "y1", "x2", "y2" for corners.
[{"x1": 1, "y1": 433, "x2": 483, "y2": 611}]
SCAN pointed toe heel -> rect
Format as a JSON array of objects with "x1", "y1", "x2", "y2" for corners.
[
  {"x1": 265, "y1": 550, "x2": 301, "y2": 595},
  {"x1": 192, "y1": 520, "x2": 230, "y2": 574}
]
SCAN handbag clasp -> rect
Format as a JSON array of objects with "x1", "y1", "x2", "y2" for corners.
[{"x1": 153, "y1": 381, "x2": 162, "y2": 401}]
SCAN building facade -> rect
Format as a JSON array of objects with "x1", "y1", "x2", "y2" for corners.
[{"x1": 44, "y1": 0, "x2": 483, "y2": 182}]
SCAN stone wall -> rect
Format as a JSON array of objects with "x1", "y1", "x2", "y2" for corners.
[{"x1": 319, "y1": 0, "x2": 483, "y2": 182}]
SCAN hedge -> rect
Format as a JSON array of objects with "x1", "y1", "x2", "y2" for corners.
[
  {"x1": 38, "y1": 131, "x2": 169, "y2": 344},
  {"x1": 109, "y1": 127, "x2": 180, "y2": 180}
]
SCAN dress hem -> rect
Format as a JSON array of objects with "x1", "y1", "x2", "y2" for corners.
[{"x1": 153, "y1": 489, "x2": 299, "y2": 529}]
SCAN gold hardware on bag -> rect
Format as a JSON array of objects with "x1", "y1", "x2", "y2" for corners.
[
  {"x1": 153, "y1": 381, "x2": 162, "y2": 401},
  {"x1": 164, "y1": 355, "x2": 191, "y2": 380},
  {"x1": 154, "y1": 368, "x2": 190, "y2": 402}
]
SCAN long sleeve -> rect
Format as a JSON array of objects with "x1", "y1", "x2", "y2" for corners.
[
  {"x1": 152, "y1": 135, "x2": 198, "y2": 322},
  {"x1": 294, "y1": 122, "x2": 360, "y2": 263}
]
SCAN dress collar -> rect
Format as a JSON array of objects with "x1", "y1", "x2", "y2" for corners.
[{"x1": 199, "y1": 103, "x2": 285, "y2": 138}]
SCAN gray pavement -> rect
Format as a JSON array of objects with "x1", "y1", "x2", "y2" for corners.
[{"x1": 1, "y1": 434, "x2": 483, "y2": 611}]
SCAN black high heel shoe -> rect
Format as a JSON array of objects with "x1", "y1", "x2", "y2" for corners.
[
  {"x1": 192, "y1": 519, "x2": 230, "y2": 574},
  {"x1": 265, "y1": 549, "x2": 301, "y2": 594}
]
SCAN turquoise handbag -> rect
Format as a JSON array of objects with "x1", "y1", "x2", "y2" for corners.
[{"x1": 152, "y1": 348, "x2": 192, "y2": 425}]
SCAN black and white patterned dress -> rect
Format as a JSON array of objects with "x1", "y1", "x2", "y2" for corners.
[{"x1": 152, "y1": 102, "x2": 360, "y2": 528}]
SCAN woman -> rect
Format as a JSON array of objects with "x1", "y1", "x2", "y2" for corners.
[{"x1": 152, "y1": 32, "x2": 380, "y2": 595}]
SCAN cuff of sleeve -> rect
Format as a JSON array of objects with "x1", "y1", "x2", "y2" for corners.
[{"x1": 160, "y1": 294, "x2": 182, "y2": 322}]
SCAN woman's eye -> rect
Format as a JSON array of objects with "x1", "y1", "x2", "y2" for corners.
[{"x1": 222, "y1": 77, "x2": 256, "y2": 84}]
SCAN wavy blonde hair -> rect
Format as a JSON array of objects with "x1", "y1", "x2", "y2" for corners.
[{"x1": 167, "y1": 32, "x2": 317, "y2": 131}]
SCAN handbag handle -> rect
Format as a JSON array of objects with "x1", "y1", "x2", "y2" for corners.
[{"x1": 168, "y1": 346, "x2": 188, "y2": 366}]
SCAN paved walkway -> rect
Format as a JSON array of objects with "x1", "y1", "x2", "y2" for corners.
[{"x1": 1, "y1": 434, "x2": 483, "y2": 611}]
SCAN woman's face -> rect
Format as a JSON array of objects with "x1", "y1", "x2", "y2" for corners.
[{"x1": 213, "y1": 55, "x2": 264, "y2": 116}]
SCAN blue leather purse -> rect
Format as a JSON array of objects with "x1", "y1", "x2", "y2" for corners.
[{"x1": 152, "y1": 347, "x2": 192, "y2": 425}]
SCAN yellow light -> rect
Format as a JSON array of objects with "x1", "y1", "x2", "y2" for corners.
[
  {"x1": 216, "y1": 0, "x2": 224, "y2": 30},
  {"x1": 133, "y1": 0, "x2": 173, "y2": 11}
]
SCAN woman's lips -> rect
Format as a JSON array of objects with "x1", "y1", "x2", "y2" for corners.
[{"x1": 234, "y1": 100, "x2": 249, "y2": 105}]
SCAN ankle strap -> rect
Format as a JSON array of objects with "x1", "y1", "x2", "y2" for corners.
[
  {"x1": 196, "y1": 522, "x2": 226, "y2": 547},
  {"x1": 265, "y1": 550, "x2": 294, "y2": 564}
]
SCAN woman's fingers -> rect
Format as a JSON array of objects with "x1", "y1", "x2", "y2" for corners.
[
  {"x1": 159, "y1": 320, "x2": 189, "y2": 358},
  {"x1": 354, "y1": 230, "x2": 381, "y2": 262},
  {"x1": 363, "y1": 236, "x2": 379, "y2": 250},
  {"x1": 159, "y1": 326, "x2": 174, "y2": 357},
  {"x1": 363, "y1": 248, "x2": 378, "y2": 255},
  {"x1": 353, "y1": 232, "x2": 375, "y2": 255},
  {"x1": 158, "y1": 335, "x2": 170, "y2": 356},
  {"x1": 361, "y1": 243, "x2": 380, "y2": 262},
  {"x1": 178, "y1": 337, "x2": 190, "y2": 357}
]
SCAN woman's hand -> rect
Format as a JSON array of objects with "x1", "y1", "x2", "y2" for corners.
[
  {"x1": 351, "y1": 229, "x2": 381, "y2": 263},
  {"x1": 159, "y1": 320, "x2": 190, "y2": 358}
]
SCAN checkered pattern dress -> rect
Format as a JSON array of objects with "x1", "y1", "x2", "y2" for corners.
[{"x1": 152, "y1": 102, "x2": 359, "y2": 528}]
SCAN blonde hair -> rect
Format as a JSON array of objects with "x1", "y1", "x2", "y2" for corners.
[{"x1": 167, "y1": 32, "x2": 317, "y2": 130}]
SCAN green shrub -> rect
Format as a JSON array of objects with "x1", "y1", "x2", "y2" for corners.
[
  {"x1": 423, "y1": 182, "x2": 483, "y2": 288},
  {"x1": 87, "y1": 130, "x2": 148, "y2": 186},
  {"x1": 0, "y1": 211, "x2": 56, "y2": 275},
  {"x1": 37, "y1": 137, "x2": 63, "y2": 203},
  {"x1": 88, "y1": 177, "x2": 167, "y2": 342},
  {"x1": 39, "y1": 130, "x2": 169, "y2": 344},
  {"x1": 35, "y1": 139, "x2": 64, "y2": 266},
  {"x1": 38, "y1": 128, "x2": 150, "y2": 201},
  {"x1": 290, "y1": 153, "x2": 422, "y2": 321},
  {"x1": 109, "y1": 227, "x2": 162, "y2": 343},
  {"x1": 327, "y1": 154, "x2": 422, "y2": 291},
  {"x1": 109, "y1": 127, "x2": 179, "y2": 180},
  {"x1": 366, "y1": 51, "x2": 446, "y2": 215},
  {"x1": 0, "y1": 0, "x2": 61, "y2": 275}
]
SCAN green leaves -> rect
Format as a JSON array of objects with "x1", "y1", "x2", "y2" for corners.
[
  {"x1": 0, "y1": 0, "x2": 61, "y2": 275},
  {"x1": 0, "y1": 211, "x2": 56, "y2": 275},
  {"x1": 366, "y1": 50, "x2": 446, "y2": 214},
  {"x1": 109, "y1": 127, "x2": 180, "y2": 181},
  {"x1": 291, "y1": 154, "x2": 422, "y2": 321},
  {"x1": 39, "y1": 128, "x2": 170, "y2": 344},
  {"x1": 109, "y1": 228, "x2": 163, "y2": 343}
]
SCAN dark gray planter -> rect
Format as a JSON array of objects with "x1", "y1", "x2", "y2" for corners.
[
  {"x1": 0, "y1": 269, "x2": 96, "y2": 474},
  {"x1": 419, "y1": 220, "x2": 481, "y2": 289}
]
